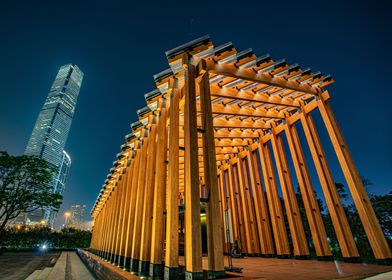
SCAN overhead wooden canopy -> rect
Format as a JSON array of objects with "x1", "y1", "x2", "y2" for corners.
[{"x1": 89, "y1": 35, "x2": 391, "y2": 280}]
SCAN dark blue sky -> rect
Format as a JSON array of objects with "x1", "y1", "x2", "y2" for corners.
[{"x1": 0, "y1": 0, "x2": 391, "y2": 225}]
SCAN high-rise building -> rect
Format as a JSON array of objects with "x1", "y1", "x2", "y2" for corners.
[
  {"x1": 24, "y1": 64, "x2": 83, "y2": 227},
  {"x1": 68, "y1": 204, "x2": 87, "y2": 229}
]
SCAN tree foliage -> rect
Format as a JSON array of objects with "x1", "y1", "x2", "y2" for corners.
[
  {"x1": 0, "y1": 151, "x2": 62, "y2": 237},
  {"x1": 4, "y1": 226, "x2": 91, "y2": 249}
]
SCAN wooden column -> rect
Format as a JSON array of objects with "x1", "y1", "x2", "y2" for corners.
[
  {"x1": 247, "y1": 149, "x2": 274, "y2": 255},
  {"x1": 226, "y1": 164, "x2": 240, "y2": 248},
  {"x1": 183, "y1": 57, "x2": 203, "y2": 279},
  {"x1": 270, "y1": 132, "x2": 309, "y2": 257},
  {"x1": 118, "y1": 155, "x2": 135, "y2": 267},
  {"x1": 258, "y1": 142, "x2": 290, "y2": 256},
  {"x1": 236, "y1": 155, "x2": 256, "y2": 255},
  {"x1": 284, "y1": 123, "x2": 331, "y2": 258},
  {"x1": 113, "y1": 169, "x2": 127, "y2": 265},
  {"x1": 199, "y1": 66, "x2": 224, "y2": 275},
  {"x1": 300, "y1": 111, "x2": 359, "y2": 258},
  {"x1": 131, "y1": 132, "x2": 149, "y2": 272},
  {"x1": 124, "y1": 147, "x2": 141, "y2": 270},
  {"x1": 165, "y1": 85, "x2": 180, "y2": 278},
  {"x1": 150, "y1": 101, "x2": 168, "y2": 278},
  {"x1": 139, "y1": 117, "x2": 158, "y2": 276},
  {"x1": 317, "y1": 98, "x2": 392, "y2": 261},
  {"x1": 231, "y1": 161, "x2": 247, "y2": 253}
]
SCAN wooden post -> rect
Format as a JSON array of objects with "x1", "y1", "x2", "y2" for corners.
[
  {"x1": 284, "y1": 123, "x2": 331, "y2": 258},
  {"x1": 183, "y1": 56, "x2": 203, "y2": 279},
  {"x1": 118, "y1": 155, "x2": 135, "y2": 267},
  {"x1": 226, "y1": 164, "x2": 240, "y2": 249},
  {"x1": 300, "y1": 111, "x2": 359, "y2": 259},
  {"x1": 113, "y1": 169, "x2": 126, "y2": 265},
  {"x1": 317, "y1": 98, "x2": 392, "y2": 262},
  {"x1": 199, "y1": 65, "x2": 225, "y2": 276},
  {"x1": 236, "y1": 155, "x2": 255, "y2": 255},
  {"x1": 139, "y1": 117, "x2": 158, "y2": 276},
  {"x1": 247, "y1": 149, "x2": 274, "y2": 255},
  {"x1": 131, "y1": 131, "x2": 149, "y2": 272},
  {"x1": 165, "y1": 85, "x2": 180, "y2": 279},
  {"x1": 150, "y1": 101, "x2": 168, "y2": 278},
  {"x1": 270, "y1": 132, "x2": 309, "y2": 257},
  {"x1": 124, "y1": 147, "x2": 141, "y2": 271},
  {"x1": 258, "y1": 141, "x2": 290, "y2": 256}
]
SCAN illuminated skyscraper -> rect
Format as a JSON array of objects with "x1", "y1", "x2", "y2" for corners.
[{"x1": 24, "y1": 64, "x2": 83, "y2": 227}]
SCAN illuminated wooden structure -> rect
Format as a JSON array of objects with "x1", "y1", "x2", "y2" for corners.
[{"x1": 89, "y1": 36, "x2": 391, "y2": 279}]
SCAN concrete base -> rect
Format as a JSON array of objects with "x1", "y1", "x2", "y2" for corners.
[
  {"x1": 150, "y1": 263, "x2": 164, "y2": 279},
  {"x1": 317, "y1": 256, "x2": 334, "y2": 261},
  {"x1": 124, "y1": 257, "x2": 131, "y2": 271},
  {"x1": 376, "y1": 258, "x2": 392, "y2": 266},
  {"x1": 185, "y1": 271, "x2": 204, "y2": 280},
  {"x1": 117, "y1": 256, "x2": 125, "y2": 268},
  {"x1": 138, "y1": 260, "x2": 149, "y2": 277},
  {"x1": 207, "y1": 270, "x2": 226, "y2": 279},
  {"x1": 294, "y1": 255, "x2": 310, "y2": 260},
  {"x1": 164, "y1": 266, "x2": 180, "y2": 280},
  {"x1": 131, "y1": 258, "x2": 139, "y2": 273},
  {"x1": 343, "y1": 257, "x2": 361, "y2": 263}
]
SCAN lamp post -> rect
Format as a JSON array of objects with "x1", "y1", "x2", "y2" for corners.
[{"x1": 64, "y1": 212, "x2": 71, "y2": 227}]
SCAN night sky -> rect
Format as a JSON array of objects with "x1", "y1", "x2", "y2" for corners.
[{"x1": 0, "y1": 0, "x2": 391, "y2": 227}]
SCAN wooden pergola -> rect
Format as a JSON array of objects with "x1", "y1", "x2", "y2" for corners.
[{"x1": 89, "y1": 35, "x2": 391, "y2": 279}]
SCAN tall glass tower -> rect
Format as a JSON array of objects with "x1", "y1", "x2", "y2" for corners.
[{"x1": 24, "y1": 64, "x2": 83, "y2": 227}]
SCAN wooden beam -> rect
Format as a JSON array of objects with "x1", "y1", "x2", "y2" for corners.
[
  {"x1": 204, "y1": 59, "x2": 320, "y2": 95},
  {"x1": 270, "y1": 132, "x2": 309, "y2": 257},
  {"x1": 184, "y1": 58, "x2": 203, "y2": 277},
  {"x1": 258, "y1": 142, "x2": 290, "y2": 256},
  {"x1": 247, "y1": 150, "x2": 274, "y2": 255},
  {"x1": 317, "y1": 97, "x2": 392, "y2": 261},
  {"x1": 283, "y1": 122, "x2": 331, "y2": 258},
  {"x1": 199, "y1": 68, "x2": 225, "y2": 275},
  {"x1": 300, "y1": 111, "x2": 359, "y2": 258},
  {"x1": 165, "y1": 86, "x2": 180, "y2": 276},
  {"x1": 150, "y1": 102, "x2": 168, "y2": 276}
]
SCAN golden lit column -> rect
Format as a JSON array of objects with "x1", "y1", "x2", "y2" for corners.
[
  {"x1": 150, "y1": 99, "x2": 168, "y2": 278},
  {"x1": 131, "y1": 129, "x2": 149, "y2": 273},
  {"x1": 119, "y1": 150, "x2": 137, "y2": 269},
  {"x1": 199, "y1": 64, "x2": 224, "y2": 276},
  {"x1": 108, "y1": 181, "x2": 120, "y2": 262},
  {"x1": 183, "y1": 56, "x2": 203, "y2": 279},
  {"x1": 124, "y1": 145, "x2": 142, "y2": 271},
  {"x1": 300, "y1": 111, "x2": 359, "y2": 259},
  {"x1": 110, "y1": 171, "x2": 124, "y2": 264},
  {"x1": 236, "y1": 156, "x2": 254, "y2": 255},
  {"x1": 317, "y1": 97, "x2": 392, "y2": 262},
  {"x1": 139, "y1": 115, "x2": 158, "y2": 276},
  {"x1": 118, "y1": 152, "x2": 134, "y2": 268},
  {"x1": 247, "y1": 149, "x2": 274, "y2": 255},
  {"x1": 270, "y1": 131, "x2": 309, "y2": 258},
  {"x1": 113, "y1": 163, "x2": 128, "y2": 266},
  {"x1": 284, "y1": 122, "x2": 331, "y2": 259},
  {"x1": 165, "y1": 84, "x2": 180, "y2": 279},
  {"x1": 226, "y1": 164, "x2": 240, "y2": 248},
  {"x1": 258, "y1": 141, "x2": 290, "y2": 256}
]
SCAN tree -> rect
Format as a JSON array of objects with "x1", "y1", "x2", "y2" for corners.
[{"x1": 0, "y1": 151, "x2": 62, "y2": 242}]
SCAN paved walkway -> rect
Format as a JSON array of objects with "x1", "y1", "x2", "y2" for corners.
[
  {"x1": 25, "y1": 251, "x2": 95, "y2": 280},
  {"x1": 210, "y1": 257, "x2": 392, "y2": 280}
]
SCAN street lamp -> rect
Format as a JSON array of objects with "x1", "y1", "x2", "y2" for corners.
[
  {"x1": 40, "y1": 220, "x2": 46, "y2": 226},
  {"x1": 64, "y1": 212, "x2": 71, "y2": 227}
]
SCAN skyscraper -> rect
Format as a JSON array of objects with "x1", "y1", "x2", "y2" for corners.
[
  {"x1": 24, "y1": 64, "x2": 83, "y2": 227},
  {"x1": 67, "y1": 204, "x2": 87, "y2": 229}
]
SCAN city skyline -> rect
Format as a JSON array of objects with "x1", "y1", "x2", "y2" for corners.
[
  {"x1": 24, "y1": 63, "x2": 83, "y2": 227},
  {"x1": 0, "y1": 1, "x2": 391, "y2": 226}
]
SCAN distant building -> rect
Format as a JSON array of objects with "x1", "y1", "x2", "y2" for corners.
[
  {"x1": 68, "y1": 205, "x2": 87, "y2": 229},
  {"x1": 24, "y1": 64, "x2": 83, "y2": 227}
]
